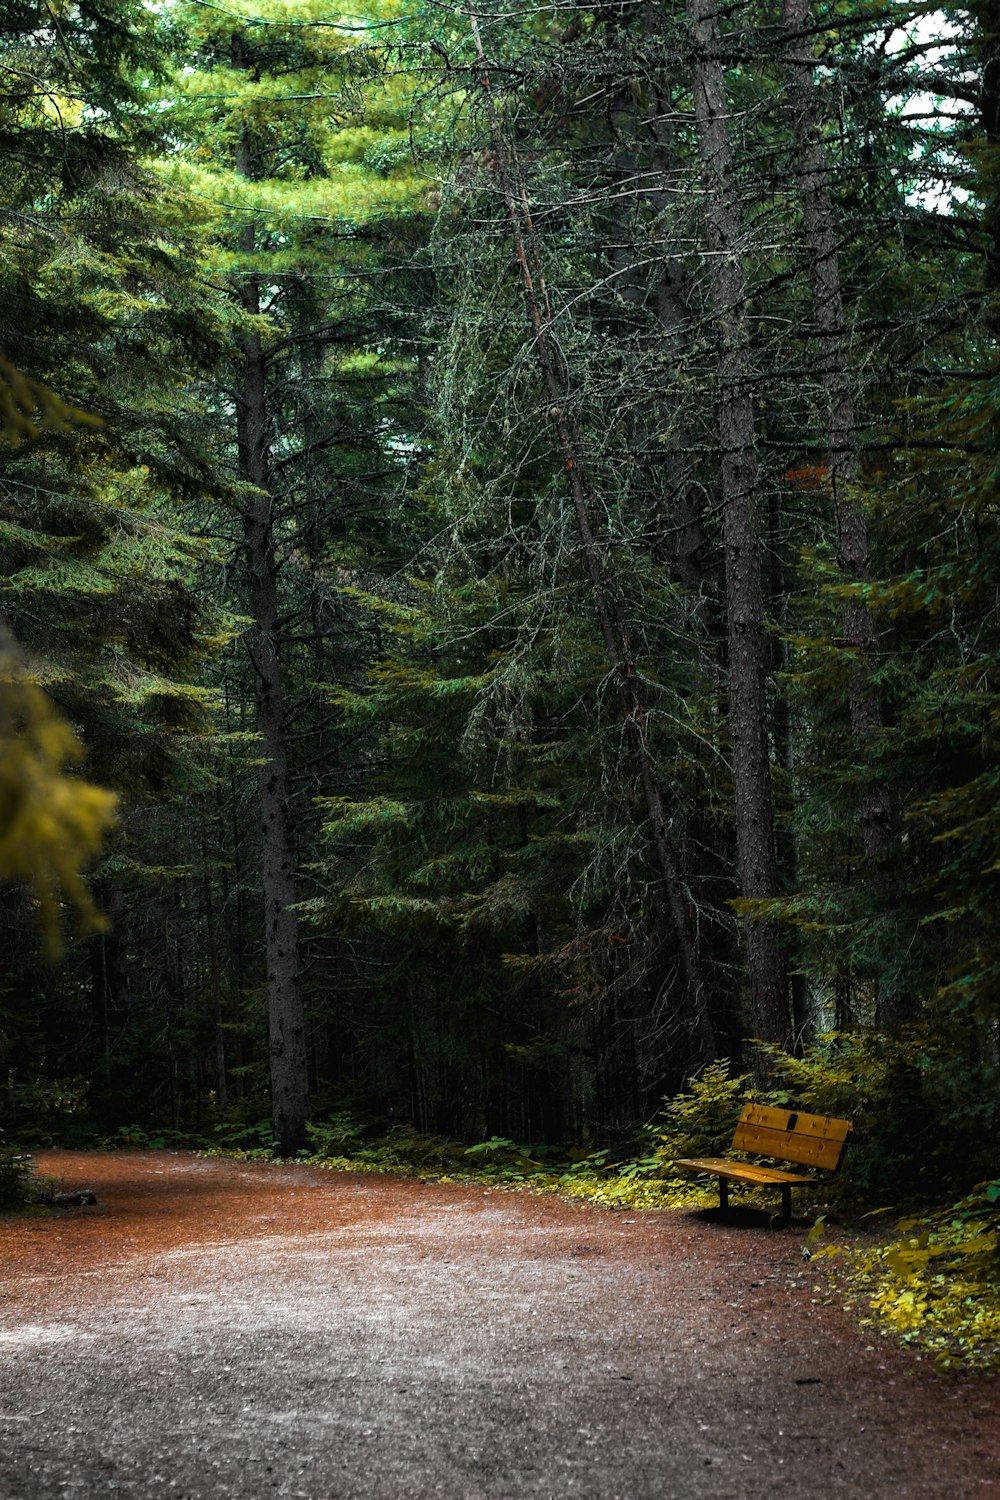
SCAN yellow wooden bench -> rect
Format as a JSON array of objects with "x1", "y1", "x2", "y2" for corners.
[{"x1": 674, "y1": 1103, "x2": 853, "y2": 1222}]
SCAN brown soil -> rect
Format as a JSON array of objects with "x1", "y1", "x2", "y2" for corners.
[{"x1": 0, "y1": 1150, "x2": 997, "y2": 1499}]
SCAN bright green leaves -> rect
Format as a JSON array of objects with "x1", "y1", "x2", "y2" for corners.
[
  {"x1": 164, "y1": 0, "x2": 429, "y2": 237},
  {"x1": 646, "y1": 1060, "x2": 751, "y2": 1165},
  {"x1": 316, "y1": 795, "x2": 411, "y2": 840},
  {"x1": 165, "y1": 161, "x2": 422, "y2": 238}
]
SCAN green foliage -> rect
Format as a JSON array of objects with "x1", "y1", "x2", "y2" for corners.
[
  {"x1": 646, "y1": 1060, "x2": 752, "y2": 1165},
  {"x1": 99, "y1": 1124, "x2": 169, "y2": 1150},
  {"x1": 305, "y1": 1114, "x2": 368, "y2": 1157},
  {"x1": 0, "y1": 1149, "x2": 35, "y2": 1210},
  {"x1": 211, "y1": 1110, "x2": 708, "y2": 1209},
  {"x1": 0, "y1": 357, "x2": 100, "y2": 448},
  {"x1": 758, "y1": 1031, "x2": 1000, "y2": 1198},
  {"x1": 0, "y1": 0, "x2": 233, "y2": 803},
  {"x1": 0, "y1": 1074, "x2": 91, "y2": 1146},
  {"x1": 210, "y1": 1118, "x2": 275, "y2": 1154},
  {"x1": 325, "y1": 1124, "x2": 483, "y2": 1177},
  {"x1": 0, "y1": 633, "x2": 117, "y2": 952}
]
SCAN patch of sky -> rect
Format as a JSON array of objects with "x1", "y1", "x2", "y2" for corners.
[{"x1": 885, "y1": 8, "x2": 976, "y2": 212}]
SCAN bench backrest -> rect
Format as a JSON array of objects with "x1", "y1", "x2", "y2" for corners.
[{"x1": 732, "y1": 1104, "x2": 852, "y2": 1172}]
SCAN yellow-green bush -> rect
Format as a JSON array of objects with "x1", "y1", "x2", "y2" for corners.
[
  {"x1": 0, "y1": 633, "x2": 116, "y2": 951},
  {"x1": 645, "y1": 1059, "x2": 751, "y2": 1166},
  {"x1": 757, "y1": 1030, "x2": 1000, "y2": 1198}
]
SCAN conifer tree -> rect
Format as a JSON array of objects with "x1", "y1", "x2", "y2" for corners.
[
  {"x1": 164, "y1": 0, "x2": 428, "y2": 1152},
  {"x1": 685, "y1": 0, "x2": 788, "y2": 1051},
  {"x1": 4, "y1": 0, "x2": 998, "y2": 1159},
  {"x1": 0, "y1": 0, "x2": 239, "y2": 1127},
  {"x1": 0, "y1": 0, "x2": 229, "y2": 869}
]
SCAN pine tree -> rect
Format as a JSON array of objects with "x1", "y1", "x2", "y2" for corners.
[
  {"x1": 0, "y1": 0, "x2": 233, "y2": 1121},
  {"x1": 163, "y1": 0, "x2": 429, "y2": 1152}
]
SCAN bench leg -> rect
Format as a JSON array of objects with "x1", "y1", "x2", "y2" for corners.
[
  {"x1": 719, "y1": 1179, "x2": 729, "y2": 1213},
  {"x1": 780, "y1": 1184, "x2": 791, "y2": 1224}
]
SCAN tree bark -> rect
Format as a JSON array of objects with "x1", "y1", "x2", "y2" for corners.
[
  {"x1": 202, "y1": 852, "x2": 228, "y2": 1120},
  {"x1": 90, "y1": 880, "x2": 130, "y2": 1032},
  {"x1": 783, "y1": 0, "x2": 896, "y2": 867},
  {"x1": 781, "y1": 0, "x2": 908, "y2": 1031},
  {"x1": 978, "y1": 0, "x2": 1000, "y2": 306},
  {"x1": 686, "y1": 0, "x2": 788, "y2": 1050},
  {"x1": 232, "y1": 34, "x2": 309, "y2": 1155}
]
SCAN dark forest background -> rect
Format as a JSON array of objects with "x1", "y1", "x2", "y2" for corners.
[{"x1": 1, "y1": 0, "x2": 998, "y2": 1192}]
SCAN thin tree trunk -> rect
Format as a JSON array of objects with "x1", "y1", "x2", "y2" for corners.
[
  {"x1": 781, "y1": 0, "x2": 908, "y2": 1032},
  {"x1": 232, "y1": 33, "x2": 309, "y2": 1154},
  {"x1": 221, "y1": 689, "x2": 248, "y2": 1096},
  {"x1": 90, "y1": 880, "x2": 130, "y2": 1031},
  {"x1": 469, "y1": 9, "x2": 718, "y2": 1063},
  {"x1": 644, "y1": 48, "x2": 710, "y2": 594},
  {"x1": 783, "y1": 0, "x2": 896, "y2": 866},
  {"x1": 88, "y1": 879, "x2": 130, "y2": 1122},
  {"x1": 201, "y1": 850, "x2": 228, "y2": 1120},
  {"x1": 686, "y1": 0, "x2": 788, "y2": 1050},
  {"x1": 979, "y1": 0, "x2": 1000, "y2": 308}
]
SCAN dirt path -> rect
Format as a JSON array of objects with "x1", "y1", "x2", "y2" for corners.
[{"x1": 0, "y1": 1152, "x2": 996, "y2": 1499}]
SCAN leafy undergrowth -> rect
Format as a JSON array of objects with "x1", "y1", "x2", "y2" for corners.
[
  {"x1": 208, "y1": 1118, "x2": 717, "y2": 1211},
  {"x1": 0, "y1": 1146, "x2": 36, "y2": 1209},
  {"x1": 0, "y1": 1145, "x2": 75, "y2": 1215},
  {"x1": 807, "y1": 1183, "x2": 1000, "y2": 1373}
]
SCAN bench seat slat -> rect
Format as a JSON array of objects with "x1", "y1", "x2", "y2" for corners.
[{"x1": 673, "y1": 1156, "x2": 816, "y2": 1187}]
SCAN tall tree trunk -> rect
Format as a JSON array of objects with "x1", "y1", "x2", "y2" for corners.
[
  {"x1": 782, "y1": 0, "x2": 906, "y2": 1031},
  {"x1": 469, "y1": 10, "x2": 718, "y2": 1063},
  {"x1": 89, "y1": 879, "x2": 131, "y2": 1124},
  {"x1": 232, "y1": 35, "x2": 309, "y2": 1154},
  {"x1": 646, "y1": 74, "x2": 746, "y2": 1056},
  {"x1": 783, "y1": 0, "x2": 896, "y2": 865},
  {"x1": 686, "y1": 0, "x2": 788, "y2": 1050},
  {"x1": 979, "y1": 0, "x2": 1000, "y2": 309}
]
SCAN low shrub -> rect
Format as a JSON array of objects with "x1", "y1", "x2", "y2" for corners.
[
  {"x1": 645, "y1": 1059, "x2": 751, "y2": 1168},
  {"x1": 757, "y1": 1029, "x2": 1000, "y2": 1199},
  {"x1": 0, "y1": 1147, "x2": 35, "y2": 1209}
]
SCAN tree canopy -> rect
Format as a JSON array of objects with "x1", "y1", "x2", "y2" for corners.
[{"x1": 0, "y1": 0, "x2": 997, "y2": 1212}]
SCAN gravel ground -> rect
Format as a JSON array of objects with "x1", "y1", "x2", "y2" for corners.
[{"x1": 0, "y1": 1151, "x2": 997, "y2": 1499}]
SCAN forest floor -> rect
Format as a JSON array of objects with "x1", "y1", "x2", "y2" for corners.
[{"x1": 0, "y1": 1152, "x2": 997, "y2": 1499}]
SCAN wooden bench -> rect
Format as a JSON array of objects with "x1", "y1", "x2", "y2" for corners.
[{"x1": 674, "y1": 1103, "x2": 852, "y2": 1222}]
